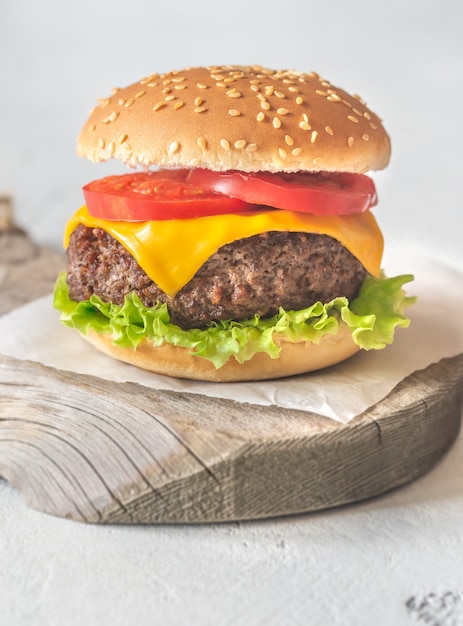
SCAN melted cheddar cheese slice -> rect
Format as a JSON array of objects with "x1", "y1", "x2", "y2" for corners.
[{"x1": 64, "y1": 206, "x2": 383, "y2": 297}]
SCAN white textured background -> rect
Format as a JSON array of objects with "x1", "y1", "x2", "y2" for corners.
[{"x1": 1, "y1": 1, "x2": 463, "y2": 625}]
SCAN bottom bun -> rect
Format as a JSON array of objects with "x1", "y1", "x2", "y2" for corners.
[{"x1": 83, "y1": 325, "x2": 360, "y2": 382}]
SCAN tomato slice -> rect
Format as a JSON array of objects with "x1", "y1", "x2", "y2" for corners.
[
  {"x1": 186, "y1": 169, "x2": 378, "y2": 215},
  {"x1": 83, "y1": 170, "x2": 254, "y2": 221},
  {"x1": 83, "y1": 168, "x2": 378, "y2": 222}
]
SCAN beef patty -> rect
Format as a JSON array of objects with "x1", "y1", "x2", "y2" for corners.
[{"x1": 66, "y1": 224, "x2": 367, "y2": 329}]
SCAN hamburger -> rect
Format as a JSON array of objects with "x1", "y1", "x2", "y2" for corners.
[{"x1": 53, "y1": 65, "x2": 414, "y2": 382}]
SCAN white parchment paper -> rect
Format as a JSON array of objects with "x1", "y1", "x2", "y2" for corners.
[{"x1": 0, "y1": 252, "x2": 462, "y2": 423}]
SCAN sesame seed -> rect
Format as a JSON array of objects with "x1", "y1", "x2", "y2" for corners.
[
  {"x1": 362, "y1": 134, "x2": 370, "y2": 141},
  {"x1": 342, "y1": 99, "x2": 352, "y2": 108},
  {"x1": 256, "y1": 112, "x2": 265, "y2": 122},
  {"x1": 197, "y1": 83, "x2": 209, "y2": 89},
  {"x1": 261, "y1": 101, "x2": 270, "y2": 110},
  {"x1": 315, "y1": 90, "x2": 328, "y2": 96},
  {"x1": 250, "y1": 79, "x2": 260, "y2": 84},
  {"x1": 245, "y1": 143, "x2": 257, "y2": 152},
  {"x1": 125, "y1": 98, "x2": 135, "y2": 108},
  {"x1": 162, "y1": 87, "x2": 171, "y2": 94},
  {"x1": 197, "y1": 136, "x2": 207, "y2": 150},
  {"x1": 296, "y1": 96, "x2": 304, "y2": 105},
  {"x1": 117, "y1": 98, "x2": 126, "y2": 106},
  {"x1": 228, "y1": 91, "x2": 242, "y2": 98},
  {"x1": 140, "y1": 75, "x2": 157, "y2": 85},
  {"x1": 102, "y1": 111, "x2": 118, "y2": 123},
  {"x1": 174, "y1": 101, "x2": 185, "y2": 110},
  {"x1": 234, "y1": 140, "x2": 247, "y2": 149},
  {"x1": 89, "y1": 124, "x2": 96, "y2": 132},
  {"x1": 288, "y1": 86, "x2": 300, "y2": 93},
  {"x1": 134, "y1": 90, "x2": 146, "y2": 99},
  {"x1": 108, "y1": 141, "x2": 115, "y2": 156},
  {"x1": 223, "y1": 77, "x2": 235, "y2": 83},
  {"x1": 313, "y1": 157, "x2": 323, "y2": 165},
  {"x1": 228, "y1": 109, "x2": 241, "y2": 116},
  {"x1": 194, "y1": 97, "x2": 203, "y2": 106},
  {"x1": 325, "y1": 126, "x2": 334, "y2": 136},
  {"x1": 348, "y1": 115, "x2": 359, "y2": 123},
  {"x1": 363, "y1": 112, "x2": 371, "y2": 120},
  {"x1": 153, "y1": 101, "x2": 166, "y2": 112},
  {"x1": 97, "y1": 138, "x2": 105, "y2": 149},
  {"x1": 327, "y1": 93, "x2": 341, "y2": 102},
  {"x1": 174, "y1": 84, "x2": 187, "y2": 90},
  {"x1": 279, "y1": 148, "x2": 287, "y2": 159},
  {"x1": 310, "y1": 131, "x2": 318, "y2": 143},
  {"x1": 369, "y1": 122, "x2": 378, "y2": 130},
  {"x1": 299, "y1": 121, "x2": 311, "y2": 131},
  {"x1": 194, "y1": 106, "x2": 207, "y2": 113},
  {"x1": 257, "y1": 93, "x2": 267, "y2": 101},
  {"x1": 165, "y1": 95, "x2": 175, "y2": 101},
  {"x1": 168, "y1": 141, "x2": 180, "y2": 154},
  {"x1": 348, "y1": 136, "x2": 354, "y2": 147},
  {"x1": 265, "y1": 86, "x2": 274, "y2": 96},
  {"x1": 353, "y1": 108, "x2": 363, "y2": 116},
  {"x1": 273, "y1": 117, "x2": 281, "y2": 129},
  {"x1": 171, "y1": 76, "x2": 185, "y2": 82},
  {"x1": 292, "y1": 147, "x2": 303, "y2": 156},
  {"x1": 285, "y1": 135, "x2": 294, "y2": 146},
  {"x1": 302, "y1": 113, "x2": 309, "y2": 123},
  {"x1": 146, "y1": 82, "x2": 159, "y2": 88},
  {"x1": 162, "y1": 79, "x2": 171, "y2": 86},
  {"x1": 118, "y1": 134, "x2": 128, "y2": 144},
  {"x1": 220, "y1": 139, "x2": 231, "y2": 151},
  {"x1": 250, "y1": 85, "x2": 260, "y2": 92},
  {"x1": 274, "y1": 90, "x2": 285, "y2": 98},
  {"x1": 122, "y1": 142, "x2": 131, "y2": 150},
  {"x1": 277, "y1": 107, "x2": 289, "y2": 115}
]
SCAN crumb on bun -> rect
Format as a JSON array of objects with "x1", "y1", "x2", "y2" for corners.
[{"x1": 77, "y1": 65, "x2": 391, "y2": 174}]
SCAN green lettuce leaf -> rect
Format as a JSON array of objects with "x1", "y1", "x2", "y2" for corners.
[{"x1": 53, "y1": 272, "x2": 415, "y2": 369}]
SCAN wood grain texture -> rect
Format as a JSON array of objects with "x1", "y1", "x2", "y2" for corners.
[
  {"x1": 0, "y1": 354, "x2": 462, "y2": 523},
  {"x1": 0, "y1": 216, "x2": 462, "y2": 523},
  {"x1": 0, "y1": 197, "x2": 65, "y2": 315}
]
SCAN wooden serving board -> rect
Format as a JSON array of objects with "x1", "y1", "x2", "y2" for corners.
[{"x1": 1, "y1": 203, "x2": 462, "y2": 524}]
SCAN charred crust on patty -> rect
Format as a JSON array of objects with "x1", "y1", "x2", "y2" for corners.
[{"x1": 66, "y1": 224, "x2": 368, "y2": 329}]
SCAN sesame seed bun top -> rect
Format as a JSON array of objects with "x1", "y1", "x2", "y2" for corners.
[{"x1": 77, "y1": 65, "x2": 391, "y2": 174}]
